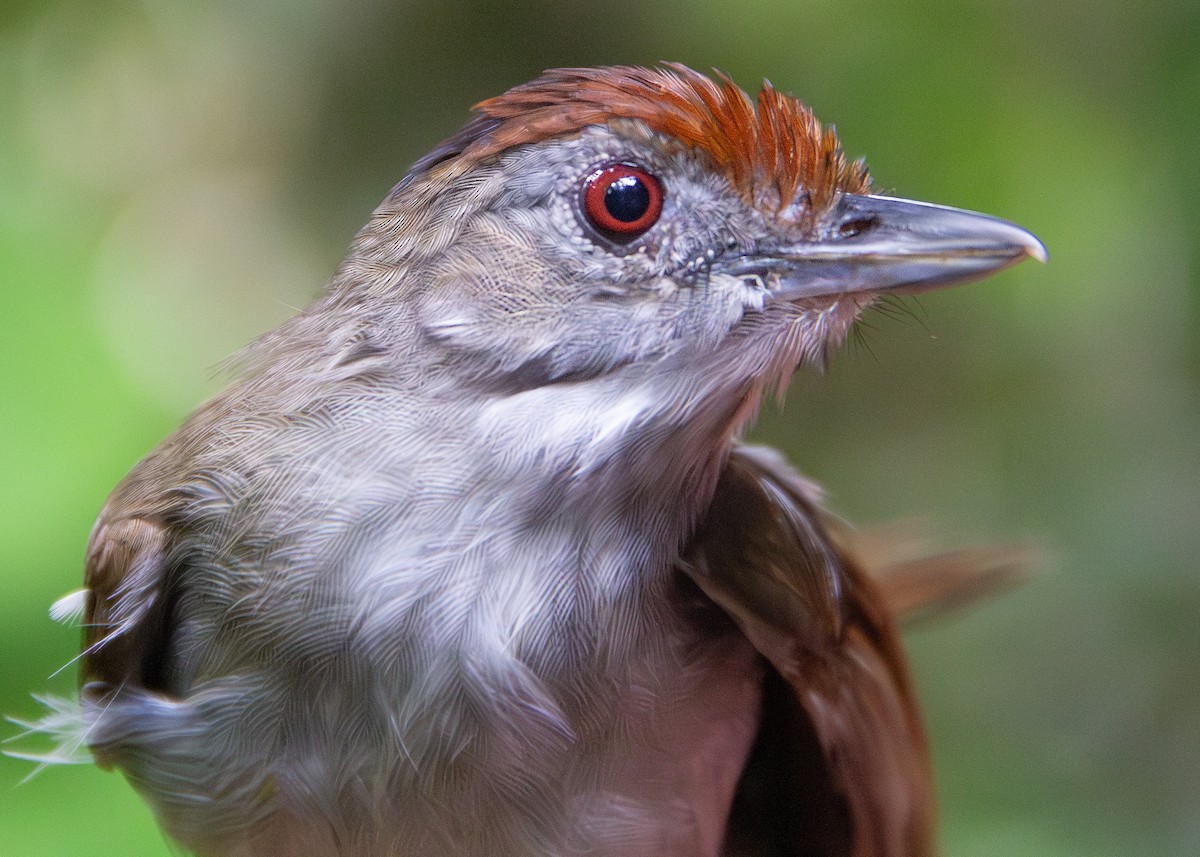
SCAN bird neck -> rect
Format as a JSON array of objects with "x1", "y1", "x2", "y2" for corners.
[{"x1": 466, "y1": 368, "x2": 762, "y2": 574}]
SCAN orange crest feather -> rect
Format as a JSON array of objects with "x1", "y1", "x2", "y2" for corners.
[{"x1": 414, "y1": 65, "x2": 871, "y2": 217}]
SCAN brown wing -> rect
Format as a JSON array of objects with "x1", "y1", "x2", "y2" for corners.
[
  {"x1": 682, "y1": 446, "x2": 936, "y2": 857},
  {"x1": 81, "y1": 515, "x2": 173, "y2": 711}
]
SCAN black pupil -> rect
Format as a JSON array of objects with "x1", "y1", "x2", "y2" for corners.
[{"x1": 604, "y1": 174, "x2": 650, "y2": 223}]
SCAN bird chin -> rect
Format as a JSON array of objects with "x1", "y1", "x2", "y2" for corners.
[{"x1": 739, "y1": 295, "x2": 867, "y2": 396}]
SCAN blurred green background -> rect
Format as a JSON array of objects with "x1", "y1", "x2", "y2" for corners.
[{"x1": 1, "y1": 0, "x2": 1197, "y2": 854}]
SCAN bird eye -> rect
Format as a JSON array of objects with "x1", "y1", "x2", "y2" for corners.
[{"x1": 581, "y1": 164, "x2": 664, "y2": 242}]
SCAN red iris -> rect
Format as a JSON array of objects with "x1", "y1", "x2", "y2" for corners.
[{"x1": 582, "y1": 164, "x2": 664, "y2": 241}]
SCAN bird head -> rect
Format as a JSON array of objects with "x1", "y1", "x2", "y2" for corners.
[{"x1": 332, "y1": 64, "x2": 1044, "y2": 448}]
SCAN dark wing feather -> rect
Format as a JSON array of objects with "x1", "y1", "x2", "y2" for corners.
[
  {"x1": 682, "y1": 446, "x2": 936, "y2": 857},
  {"x1": 81, "y1": 515, "x2": 174, "y2": 723}
]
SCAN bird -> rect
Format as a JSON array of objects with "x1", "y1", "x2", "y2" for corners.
[{"x1": 42, "y1": 64, "x2": 1045, "y2": 857}]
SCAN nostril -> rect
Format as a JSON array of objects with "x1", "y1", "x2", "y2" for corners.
[{"x1": 839, "y1": 216, "x2": 877, "y2": 239}]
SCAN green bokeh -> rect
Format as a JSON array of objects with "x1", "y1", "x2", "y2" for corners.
[{"x1": 1, "y1": 1, "x2": 1197, "y2": 854}]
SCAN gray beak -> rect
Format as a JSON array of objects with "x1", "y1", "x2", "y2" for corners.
[{"x1": 725, "y1": 193, "x2": 1047, "y2": 299}]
